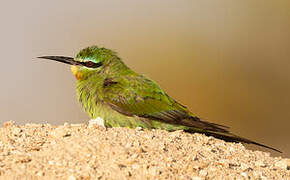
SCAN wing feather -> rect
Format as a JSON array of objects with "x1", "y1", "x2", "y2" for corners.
[{"x1": 103, "y1": 75, "x2": 229, "y2": 133}]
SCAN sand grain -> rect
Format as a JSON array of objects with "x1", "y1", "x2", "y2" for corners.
[{"x1": 0, "y1": 121, "x2": 289, "y2": 179}]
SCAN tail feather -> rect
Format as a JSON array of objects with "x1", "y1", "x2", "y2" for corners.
[
  {"x1": 179, "y1": 116, "x2": 230, "y2": 134},
  {"x1": 184, "y1": 129, "x2": 281, "y2": 153}
]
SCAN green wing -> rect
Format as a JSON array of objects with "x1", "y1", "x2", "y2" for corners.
[
  {"x1": 102, "y1": 74, "x2": 281, "y2": 152},
  {"x1": 102, "y1": 74, "x2": 229, "y2": 133}
]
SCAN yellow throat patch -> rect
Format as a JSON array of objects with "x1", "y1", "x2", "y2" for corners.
[{"x1": 70, "y1": 65, "x2": 82, "y2": 80}]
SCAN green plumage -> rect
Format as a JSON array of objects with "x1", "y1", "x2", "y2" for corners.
[
  {"x1": 75, "y1": 46, "x2": 227, "y2": 132},
  {"x1": 38, "y1": 45, "x2": 280, "y2": 152}
]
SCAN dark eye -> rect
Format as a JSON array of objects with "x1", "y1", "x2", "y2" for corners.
[
  {"x1": 84, "y1": 61, "x2": 102, "y2": 68},
  {"x1": 85, "y1": 61, "x2": 95, "y2": 67}
]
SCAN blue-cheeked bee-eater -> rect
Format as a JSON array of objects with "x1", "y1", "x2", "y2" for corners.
[{"x1": 38, "y1": 45, "x2": 280, "y2": 152}]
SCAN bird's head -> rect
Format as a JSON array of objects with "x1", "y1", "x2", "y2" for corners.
[{"x1": 38, "y1": 46, "x2": 124, "y2": 80}]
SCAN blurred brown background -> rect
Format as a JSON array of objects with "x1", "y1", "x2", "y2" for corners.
[{"x1": 0, "y1": 1, "x2": 289, "y2": 157}]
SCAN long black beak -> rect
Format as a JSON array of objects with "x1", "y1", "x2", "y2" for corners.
[{"x1": 37, "y1": 56, "x2": 81, "y2": 66}]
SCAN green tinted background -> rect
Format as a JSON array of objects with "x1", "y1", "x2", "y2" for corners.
[{"x1": 0, "y1": 1, "x2": 289, "y2": 157}]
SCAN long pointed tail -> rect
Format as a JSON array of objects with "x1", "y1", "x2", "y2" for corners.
[{"x1": 184, "y1": 129, "x2": 281, "y2": 153}]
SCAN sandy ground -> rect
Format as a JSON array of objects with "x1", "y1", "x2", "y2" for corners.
[{"x1": 0, "y1": 121, "x2": 289, "y2": 180}]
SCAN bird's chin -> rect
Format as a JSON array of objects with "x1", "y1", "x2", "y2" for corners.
[{"x1": 70, "y1": 65, "x2": 83, "y2": 80}]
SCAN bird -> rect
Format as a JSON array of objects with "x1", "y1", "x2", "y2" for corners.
[{"x1": 38, "y1": 45, "x2": 280, "y2": 152}]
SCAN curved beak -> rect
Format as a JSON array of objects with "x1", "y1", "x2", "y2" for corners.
[{"x1": 37, "y1": 56, "x2": 81, "y2": 66}]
